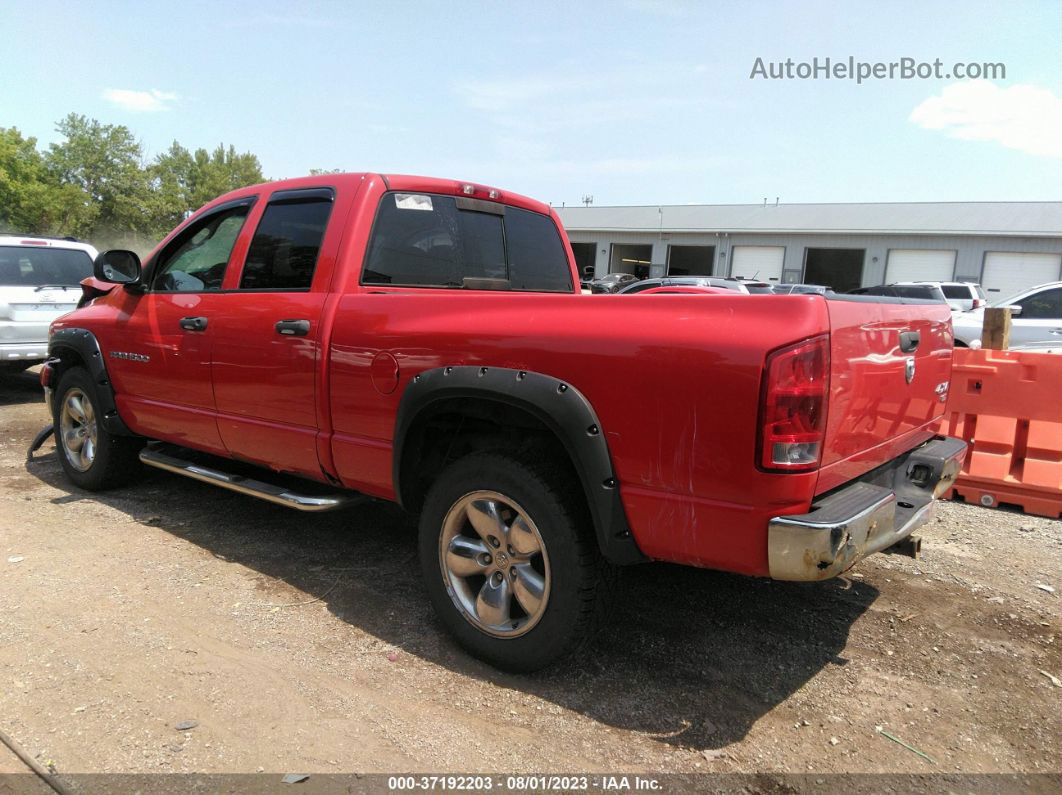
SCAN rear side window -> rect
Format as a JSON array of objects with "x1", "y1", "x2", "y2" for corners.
[
  {"x1": 941, "y1": 284, "x2": 972, "y2": 299},
  {"x1": 362, "y1": 193, "x2": 573, "y2": 292},
  {"x1": 241, "y1": 195, "x2": 333, "y2": 290},
  {"x1": 504, "y1": 206, "x2": 572, "y2": 291},
  {"x1": 0, "y1": 246, "x2": 92, "y2": 286}
]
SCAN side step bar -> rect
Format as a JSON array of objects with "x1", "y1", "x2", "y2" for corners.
[{"x1": 139, "y1": 445, "x2": 360, "y2": 512}]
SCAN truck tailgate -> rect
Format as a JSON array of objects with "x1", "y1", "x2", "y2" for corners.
[{"x1": 817, "y1": 296, "x2": 954, "y2": 494}]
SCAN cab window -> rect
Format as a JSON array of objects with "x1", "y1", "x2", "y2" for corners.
[
  {"x1": 152, "y1": 205, "x2": 250, "y2": 292},
  {"x1": 1017, "y1": 287, "x2": 1062, "y2": 319},
  {"x1": 240, "y1": 192, "x2": 334, "y2": 290},
  {"x1": 362, "y1": 192, "x2": 572, "y2": 292}
]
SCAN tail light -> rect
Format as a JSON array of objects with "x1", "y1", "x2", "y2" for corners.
[
  {"x1": 759, "y1": 334, "x2": 830, "y2": 471},
  {"x1": 971, "y1": 298, "x2": 983, "y2": 308}
]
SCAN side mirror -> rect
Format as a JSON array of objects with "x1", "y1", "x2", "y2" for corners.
[
  {"x1": 94, "y1": 249, "x2": 142, "y2": 285},
  {"x1": 1004, "y1": 304, "x2": 1023, "y2": 317}
]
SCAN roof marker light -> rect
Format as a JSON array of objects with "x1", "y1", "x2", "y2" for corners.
[{"x1": 460, "y1": 184, "x2": 476, "y2": 195}]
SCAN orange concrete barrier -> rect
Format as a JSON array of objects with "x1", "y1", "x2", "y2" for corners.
[{"x1": 943, "y1": 347, "x2": 1062, "y2": 518}]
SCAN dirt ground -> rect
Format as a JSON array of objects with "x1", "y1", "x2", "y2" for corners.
[{"x1": 1, "y1": 368, "x2": 1060, "y2": 779}]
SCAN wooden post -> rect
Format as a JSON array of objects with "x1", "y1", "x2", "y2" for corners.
[{"x1": 981, "y1": 307, "x2": 1012, "y2": 350}]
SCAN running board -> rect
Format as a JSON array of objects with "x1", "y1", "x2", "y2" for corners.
[{"x1": 139, "y1": 445, "x2": 360, "y2": 512}]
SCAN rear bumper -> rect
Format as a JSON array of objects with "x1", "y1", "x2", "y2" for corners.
[
  {"x1": 768, "y1": 436, "x2": 967, "y2": 581},
  {"x1": 0, "y1": 341, "x2": 48, "y2": 362}
]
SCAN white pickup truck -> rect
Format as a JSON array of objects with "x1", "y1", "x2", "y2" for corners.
[{"x1": 0, "y1": 235, "x2": 97, "y2": 373}]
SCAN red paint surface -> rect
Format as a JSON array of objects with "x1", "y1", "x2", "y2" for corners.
[{"x1": 53, "y1": 173, "x2": 954, "y2": 576}]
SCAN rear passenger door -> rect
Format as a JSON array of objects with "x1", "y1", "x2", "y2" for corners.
[{"x1": 210, "y1": 187, "x2": 340, "y2": 478}]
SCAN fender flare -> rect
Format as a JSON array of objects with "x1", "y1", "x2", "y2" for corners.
[
  {"x1": 48, "y1": 327, "x2": 134, "y2": 436},
  {"x1": 394, "y1": 365, "x2": 646, "y2": 565}
]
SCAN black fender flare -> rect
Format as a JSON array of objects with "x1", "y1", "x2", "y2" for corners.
[
  {"x1": 393, "y1": 365, "x2": 646, "y2": 565},
  {"x1": 48, "y1": 327, "x2": 135, "y2": 436}
]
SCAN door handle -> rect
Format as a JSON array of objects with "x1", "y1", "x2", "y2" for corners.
[
  {"x1": 275, "y1": 319, "x2": 311, "y2": 337},
  {"x1": 179, "y1": 316, "x2": 208, "y2": 332},
  {"x1": 1050, "y1": 328, "x2": 1062, "y2": 335},
  {"x1": 899, "y1": 330, "x2": 920, "y2": 353}
]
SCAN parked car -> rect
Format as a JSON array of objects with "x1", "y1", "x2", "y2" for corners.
[
  {"x1": 908, "y1": 281, "x2": 986, "y2": 312},
  {"x1": 616, "y1": 275, "x2": 750, "y2": 294},
  {"x1": 848, "y1": 284, "x2": 949, "y2": 303},
  {"x1": 42, "y1": 172, "x2": 965, "y2": 672},
  {"x1": 772, "y1": 284, "x2": 830, "y2": 295},
  {"x1": 588, "y1": 272, "x2": 640, "y2": 293},
  {"x1": 952, "y1": 281, "x2": 1062, "y2": 348},
  {"x1": 0, "y1": 234, "x2": 98, "y2": 373}
]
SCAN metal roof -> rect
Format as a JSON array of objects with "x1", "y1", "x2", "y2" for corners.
[{"x1": 555, "y1": 201, "x2": 1062, "y2": 238}]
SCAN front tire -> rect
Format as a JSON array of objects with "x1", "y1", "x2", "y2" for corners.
[
  {"x1": 53, "y1": 366, "x2": 142, "y2": 490},
  {"x1": 419, "y1": 452, "x2": 611, "y2": 672}
]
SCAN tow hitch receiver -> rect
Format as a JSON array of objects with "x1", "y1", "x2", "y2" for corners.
[{"x1": 884, "y1": 534, "x2": 922, "y2": 559}]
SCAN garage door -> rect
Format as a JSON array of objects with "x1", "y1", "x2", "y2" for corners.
[
  {"x1": 730, "y1": 246, "x2": 784, "y2": 283},
  {"x1": 982, "y1": 252, "x2": 1062, "y2": 298},
  {"x1": 886, "y1": 249, "x2": 956, "y2": 283}
]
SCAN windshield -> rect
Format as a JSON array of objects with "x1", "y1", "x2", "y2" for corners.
[{"x1": 0, "y1": 246, "x2": 93, "y2": 287}]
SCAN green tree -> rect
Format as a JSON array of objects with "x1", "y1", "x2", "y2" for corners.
[
  {"x1": 0, "y1": 126, "x2": 92, "y2": 235},
  {"x1": 147, "y1": 142, "x2": 264, "y2": 234},
  {"x1": 45, "y1": 113, "x2": 149, "y2": 236}
]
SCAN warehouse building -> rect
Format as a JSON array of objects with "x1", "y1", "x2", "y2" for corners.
[{"x1": 556, "y1": 201, "x2": 1062, "y2": 297}]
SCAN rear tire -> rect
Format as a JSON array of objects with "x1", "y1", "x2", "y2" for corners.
[
  {"x1": 418, "y1": 451, "x2": 612, "y2": 672},
  {"x1": 53, "y1": 366, "x2": 142, "y2": 490}
]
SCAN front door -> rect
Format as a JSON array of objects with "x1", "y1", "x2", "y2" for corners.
[
  {"x1": 1011, "y1": 286, "x2": 1062, "y2": 347},
  {"x1": 210, "y1": 188, "x2": 340, "y2": 479},
  {"x1": 106, "y1": 200, "x2": 255, "y2": 454}
]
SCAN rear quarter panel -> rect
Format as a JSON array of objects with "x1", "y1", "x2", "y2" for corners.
[{"x1": 329, "y1": 293, "x2": 831, "y2": 575}]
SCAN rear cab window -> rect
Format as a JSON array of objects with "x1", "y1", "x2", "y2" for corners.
[{"x1": 362, "y1": 192, "x2": 573, "y2": 292}]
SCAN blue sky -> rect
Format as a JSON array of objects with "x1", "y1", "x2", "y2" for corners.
[{"x1": 3, "y1": 0, "x2": 1062, "y2": 206}]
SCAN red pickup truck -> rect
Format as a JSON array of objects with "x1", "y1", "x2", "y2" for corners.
[{"x1": 43, "y1": 173, "x2": 966, "y2": 671}]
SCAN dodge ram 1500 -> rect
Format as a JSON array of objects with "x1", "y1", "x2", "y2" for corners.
[{"x1": 42, "y1": 173, "x2": 966, "y2": 671}]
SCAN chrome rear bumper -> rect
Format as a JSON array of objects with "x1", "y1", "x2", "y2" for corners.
[{"x1": 768, "y1": 436, "x2": 967, "y2": 581}]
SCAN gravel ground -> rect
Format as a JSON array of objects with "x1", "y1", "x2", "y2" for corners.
[{"x1": 0, "y1": 368, "x2": 1060, "y2": 780}]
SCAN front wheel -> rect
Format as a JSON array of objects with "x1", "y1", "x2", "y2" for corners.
[
  {"x1": 419, "y1": 452, "x2": 612, "y2": 672},
  {"x1": 53, "y1": 366, "x2": 142, "y2": 490}
]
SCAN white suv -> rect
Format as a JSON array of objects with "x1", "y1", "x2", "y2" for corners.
[
  {"x1": 895, "y1": 281, "x2": 987, "y2": 312},
  {"x1": 952, "y1": 281, "x2": 1062, "y2": 348},
  {"x1": 0, "y1": 235, "x2": 98, "y2": 373}
]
